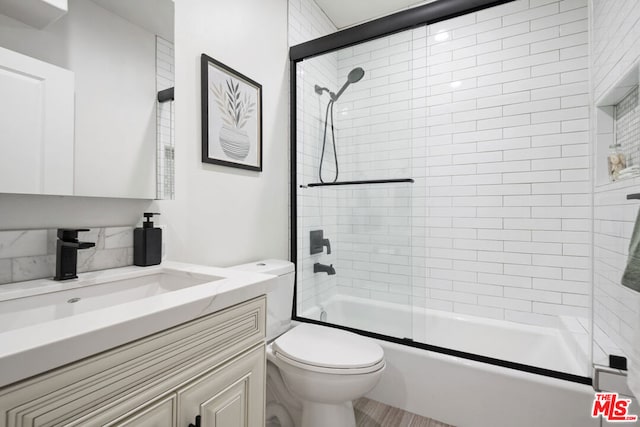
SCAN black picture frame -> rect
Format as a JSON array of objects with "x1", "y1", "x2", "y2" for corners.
[{"x1": 201, "y1": 54, "x2": 263, "y2": 171}]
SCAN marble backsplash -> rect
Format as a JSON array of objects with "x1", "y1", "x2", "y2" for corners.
[{"x1": 0, "y1": 227, "x2": 135, "y2": 285}]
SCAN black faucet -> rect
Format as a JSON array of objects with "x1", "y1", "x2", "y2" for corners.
[
  {"x1": 314, "y1": 262, "x2": 336, "y2": 275},
  {"x1": 54, "y1": 229, "x2": 96, "y2": 281}
]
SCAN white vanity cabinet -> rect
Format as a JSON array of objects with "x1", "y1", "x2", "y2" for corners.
[{"x1": 0, "y1": 296, "x2": 266, "y2": 427}]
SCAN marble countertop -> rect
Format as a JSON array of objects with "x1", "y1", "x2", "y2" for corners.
[{"x1": 0, "y1": 262, "x2": 277, "y2": 388}]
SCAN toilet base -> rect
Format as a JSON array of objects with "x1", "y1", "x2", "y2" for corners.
[{"x1": 301, "y1": 400, "x2": 356, "y2": 427}]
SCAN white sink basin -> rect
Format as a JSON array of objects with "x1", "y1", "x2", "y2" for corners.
[
  {"x1": 0, "y1": 262, "x2": 277, "y2": 388},
  {"x1": 0, "y1": 269, "x2": 222, "y2": 334}
]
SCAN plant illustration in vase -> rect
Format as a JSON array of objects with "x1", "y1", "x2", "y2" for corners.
[{"x1": 210, "y1": 79, "x2": 256, "y2": 160}]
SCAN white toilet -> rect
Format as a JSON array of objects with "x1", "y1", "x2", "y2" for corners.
[{"x1": 231, "y1": 260, "x2": 385, "y2": 427}]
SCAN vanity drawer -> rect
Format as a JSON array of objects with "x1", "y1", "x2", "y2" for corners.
[
  {"x1": 102, "y1": 394, "x2": 177, "y2": 427},
  {"x1": 0, "y1": 296, "x2": 265, "y2": 427}
]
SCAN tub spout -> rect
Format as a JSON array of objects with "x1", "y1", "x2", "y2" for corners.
[{"x1": 314, "y1": 262, "x2": 336, "y2": 275}]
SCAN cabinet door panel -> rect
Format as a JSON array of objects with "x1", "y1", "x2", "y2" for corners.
[
  {"x1": 202, "y1": 378, "x2": 246, "y2": 426},
  {"x1": 178, "y1": 345, "x2": 265, "y2": 427}
]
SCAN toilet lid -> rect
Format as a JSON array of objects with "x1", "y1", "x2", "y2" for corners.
[{"x1": 273, "y1": 324, "x2": 384, "y2": 370}]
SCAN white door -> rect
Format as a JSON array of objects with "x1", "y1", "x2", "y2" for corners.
[{"x1": 0, "y1": 46, "x2": 74, "y2": 195}]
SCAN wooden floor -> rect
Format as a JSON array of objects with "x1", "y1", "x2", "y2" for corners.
[{"x1": 354, "y1": 397, "x2": 455, "y2": 427}]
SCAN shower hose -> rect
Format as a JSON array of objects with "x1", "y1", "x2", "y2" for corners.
[{"x1": 318, "y1": 99, "x2": 338, "y2": 183}]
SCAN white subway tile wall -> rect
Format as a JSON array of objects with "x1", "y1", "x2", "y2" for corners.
[
  {"x1": 592, "y1": 0, "x2": 640, "y2": 366},
  {"x1": 593, "y1": 179, "x2": 640, "y2": 365},
  {"x1": 592, "y1": 0, "x2": 640, "y2": 103},
  {"x1": 334, "y1": 183, "x2": 415, "y2": 315},
  {"x1": 331, "y1": 0, "x2": 590, "y2": 328},
  {"x1": 329, "y1": 28, "x2": 421, "y2": 319},
  {"x1": 0, "y1": 228, "x2": 134, "y2": 285},
  {"x1": 290, "y1": 0, "x2": 340, "y2": 312},
  {"x1": 156, "y1": 36, "x2": 175, "y2": 200}
]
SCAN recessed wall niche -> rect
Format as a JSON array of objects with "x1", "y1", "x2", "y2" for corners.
[
  {"x1": 615, "y1": 86, "x2": 640, "y2": 171},
  {"x1": 595, "y1": 61, "x2": 640, "y2": 186}
]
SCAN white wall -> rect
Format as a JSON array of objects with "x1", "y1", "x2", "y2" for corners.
[
  {"x1": 591, "y1": 0, "x2": 640, "y2": 365},
  {"x1": 591, "y1": 0, "x2": 640, "y2": 102},
  {"x1": 157, "y1": 0, "x2": 289, "y2": 267},
  {"x1": 420, "y1": 0, "x2": 591, "y2": 327},
  {"x1": 0, "y1": 0, "x2": 289, "y2": 273}
]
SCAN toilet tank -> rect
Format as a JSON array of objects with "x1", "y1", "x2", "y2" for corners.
[{"x1": 229, "y1": 259, "x2": 295, "y2": 341}]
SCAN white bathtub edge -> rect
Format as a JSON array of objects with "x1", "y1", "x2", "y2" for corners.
[{"x1": 367, "y1": 339, "x2": 598, "y2": 427}]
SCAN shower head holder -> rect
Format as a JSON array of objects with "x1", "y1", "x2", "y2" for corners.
[
  {"x1": 315, "y1": 67, "x2": 365, "y2": 101},
  {"x1": 314, "y1": 85, "x2": 330, "y2": 96}
]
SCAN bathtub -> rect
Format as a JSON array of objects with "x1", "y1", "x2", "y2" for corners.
[{"x1": 303, "y1": 294, "x2": 597, "y2": 427}]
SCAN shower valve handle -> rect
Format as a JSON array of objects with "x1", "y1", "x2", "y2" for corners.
[{"x1": 322, "y1": 238, "x2": 331, "y2": 255}]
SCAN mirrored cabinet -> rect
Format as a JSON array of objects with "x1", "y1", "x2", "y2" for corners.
[{"x1": 0, "y1": 0, "x2": 175, "y2": 199}]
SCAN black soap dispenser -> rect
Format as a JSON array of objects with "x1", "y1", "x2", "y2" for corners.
[{"x1": 134, "y1": 212, "x2": 162, "y2": 266}]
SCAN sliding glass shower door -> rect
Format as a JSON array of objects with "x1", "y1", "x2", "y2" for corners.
[
  {"x1": 294, "y1": 36, "x2": 418, "y2": 340},
  {"x1": 293, "y1": 0, "x2": 592, "y2": 381}
]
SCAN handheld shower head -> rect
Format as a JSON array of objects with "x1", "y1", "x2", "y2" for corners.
[
  {"x1": 318, "y1": 68, "x2": 365, "y2": 183},
  {"x1": 330, "y1": 67, "x2": 365, "y2": 101},
  {"x1": 347, "y1": 67, "x2": 365, "y2": 83}
]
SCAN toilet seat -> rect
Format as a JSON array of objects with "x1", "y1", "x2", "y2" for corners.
[
  {"x1": 273, "y1": 323, "x2": 385, "y2": 375},
  {"x1": 273, "y1": 350, "x2": 385, "y2": 375}
]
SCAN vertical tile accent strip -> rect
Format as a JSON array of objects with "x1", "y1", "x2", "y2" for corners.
[{"x1": 156, "y1": 36, "x2": 175, "y2": 200}]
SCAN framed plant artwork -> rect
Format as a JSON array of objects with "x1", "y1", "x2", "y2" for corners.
[{"x1": 201, "y1": 54, "x2": 262, "y2": 171}]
